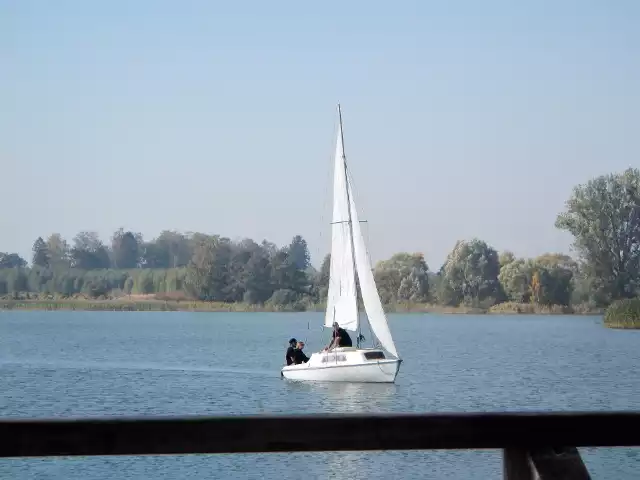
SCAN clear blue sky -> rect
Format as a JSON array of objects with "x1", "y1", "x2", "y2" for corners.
[{"x1": 1, "y1": 0, "x2": 639, "y2": 268}]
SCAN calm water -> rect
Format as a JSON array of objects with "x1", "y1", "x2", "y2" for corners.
[{"x1": 0, "y1": 311, "x2": 638, "y2": 479}]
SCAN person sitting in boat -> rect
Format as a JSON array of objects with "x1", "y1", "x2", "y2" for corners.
[
  {"x1": 285, "y1": 338, "x2": 297, "y2": 366},
  {"x1": 326, "y1": 322, "x2": 352, "y2": 350},
  {"x1": 293, "y1": 341, "x2": 309, "y2": 364}
]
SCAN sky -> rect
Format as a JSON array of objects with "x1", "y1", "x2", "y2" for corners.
[{"x1": 1, "y1": 0, "x2": 639, "y2": 269}]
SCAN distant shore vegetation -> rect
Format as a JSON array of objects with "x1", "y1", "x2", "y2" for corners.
[
  {"x1": 603, "y1": 299, "x2": 640, "y2": 329},
  {"x1": 1, "y1": 169, "x2": 640, "y2": 320}
]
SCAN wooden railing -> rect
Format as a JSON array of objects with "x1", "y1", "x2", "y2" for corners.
[{"x1": 2, "y1": 411, "x2": 640, "y2": 479}]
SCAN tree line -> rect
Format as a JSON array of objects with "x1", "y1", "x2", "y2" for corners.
[{"x1": 1, "y1": 168, "x2": 639, "y2": 311}]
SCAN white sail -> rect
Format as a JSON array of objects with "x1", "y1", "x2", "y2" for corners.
[
  {"x1": 281, "y1": 105, "x2": 403, "y2": 383},
  {"x1": 324, "y1": 119, "x2": 358, "y2": 332},
  {"x1": 346, "y1": 171, "x2": 399, "y2": 358}
]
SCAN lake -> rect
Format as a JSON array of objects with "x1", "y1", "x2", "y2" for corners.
[{"x1": 1, "y1": 311, "x2": 638, "y2": 479}]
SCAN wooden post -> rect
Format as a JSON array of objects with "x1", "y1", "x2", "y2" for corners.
[
  {"x1": 503, "y1": 446, "x2": 592, "y2": 480},
  {"x1": 503, "y1": 449, "x2": 537, "y2": 480},
  {"x1": 529, "y1": 447, "x2": 591, "y2": 480}
]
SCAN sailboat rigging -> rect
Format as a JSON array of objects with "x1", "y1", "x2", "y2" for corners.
[
  {"x1": 338, "y1": 104, "x2": 365, "y2": 348},
  {"x1": 281, "y1": 105, "x2": 402, "y2": 383}
]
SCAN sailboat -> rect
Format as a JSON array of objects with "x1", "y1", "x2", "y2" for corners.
[{"x1": 281, "y1": 105, "x2": 403, "y2": 383}]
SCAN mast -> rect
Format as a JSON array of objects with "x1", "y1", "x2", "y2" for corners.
[{"x1": 337, "y1": 104, "x2": 363, "y2": 345}]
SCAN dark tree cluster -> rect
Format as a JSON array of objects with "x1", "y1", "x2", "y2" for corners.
[{"x1": 0, "y1": 232, "x2": 317, "y2": 308}]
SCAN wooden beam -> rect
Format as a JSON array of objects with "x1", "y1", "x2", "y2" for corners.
[{"x1": 1, "y1": 411, "x2": 639, "y2": 458}]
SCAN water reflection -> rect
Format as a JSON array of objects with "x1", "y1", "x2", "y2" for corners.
[
  {"x1": 324, "y1": 451, "x2": 366, "y2": 480},
  {"x1": 281, "y1": 382, "x2": 400, "y2": 480},
  {"x1": 285, "y1": 381, "x2": 398, "y2": 413}
]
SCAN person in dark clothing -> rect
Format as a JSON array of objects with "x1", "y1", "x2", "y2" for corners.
[
  {"x1": 326, "y1": 322, "x2": 352, "y2": 350},
  {"x1": 293, "y1": 341, "x2": 309, "y2": 364},
  {"x1": 285, "y1": 338, "x2": 297, "y2": 366}
]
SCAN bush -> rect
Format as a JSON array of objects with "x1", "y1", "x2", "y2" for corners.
[
  {"x1": 488, "y1": 302, "x2": 572, "y2": 314},
  {"x1": 604, "y1": 298, "x2": 640, "y2": 329},
  {"x1": 267, "y1": 289, "x2": 298, "y2": 306}
]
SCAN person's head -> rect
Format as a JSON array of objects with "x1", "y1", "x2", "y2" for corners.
[
  {"x1": 333, "y1": 322, "x2": 339, "y2": 331},
  {"x1": 296, "y1": 341, "x2": 305, "y2": 350},
  {"x1": 289, "y1": 338, "x2": 297, "y2": 347}
]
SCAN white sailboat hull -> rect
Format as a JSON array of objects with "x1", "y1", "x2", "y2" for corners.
[{"x1": 281, "y1": 347, "x2": 402, "y2": 383}]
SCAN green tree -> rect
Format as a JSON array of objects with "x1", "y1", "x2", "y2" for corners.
[
  {"x1": 27, "y1": 266, "x2": 52, "y2": 293},
  {"x1": 270, "y1": 248, "x2": 308, "y2": 294},
  {"x1": 555, "y1": 168, "x2": 640, "y2": 304},
  {"x1": 123, "y1": 276, "x2": 134, "y2": 295},
  {"x1": 46, "y1": 233, "x2": 71, "y2": 269},
  {"x1": 154, "y1": 230, "x2": 192, "y2": 268},
  {"x1": 5, "y1": 267, "x2": 28, "y2": 292},
  {"x1": 140, "y1": 241, "x2": 169, "y2": 268},
  {"x1": 70, "y1": 232, "x2": 111, "y2": 269},
  {"x1": 498, "y1": 254, "x2": 575, "y2": 306},
  {"x1": 374, "y1": 253, "x2": 429, "y2": 303},
  {"x1": 82, "y1": 276, "x2": 110, "y2": 298},
  {"x1": 498, "y1": 258, "x2": 534, "y2": 303},
  {"x1": 267, "y1": 288, "x2": 299, "y2": 307},
  {"x1": 288, "y1": 235, "x2": 310, "y2": 271},
  {"x1": 111, "y1": 228, "x2": 141, "y2": 269},
  {"x1": 165, "y1": 268, "x2": 186, "y2": 292},
  {"x1": 55, "y1": 272, "x2": 77, "y2": 296},
  {"x1": 532, "y1": 254, "x2": 575, "y2": 306},
  {"x1": 0, "y1": 252, "x2": 27, "y2": 269},
  {"x1": 134, "y1": 270, "x2": 155, "y2": 294},
  {"x1": 570, "y1": 268, "x2": 595, "y2": 306},
  {"x1": 139, "y1": 231, "x2": 189, "y2": 268},
  {"x1": 235, "y1": 240, "x2": 273, "y2": 304},
  {"x1": 184, "y1": 235, "x2": 233, "y2": 301},
  {"x1": 440, "y1": 239, "x2": 502, "y2": 306},
  {"x1": 32, "y1": 237, "x2": 50, "y2": 268},
  {"x1": 499, "y1": 251, "x2": 516, "y2": 269}
]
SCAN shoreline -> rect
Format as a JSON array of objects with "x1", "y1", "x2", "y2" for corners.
[
  {"x1": 0, "y1": 298, "x2": 604, "y2": 315},
  {"x1": 604, "y1": 323, "x2": 640, "y2": 329}
]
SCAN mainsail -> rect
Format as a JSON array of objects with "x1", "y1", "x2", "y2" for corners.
[
  {"x1": 323, "y1": 105, "x2": 399, "y2": 358},
  {"x1": 324, "y1": 116, "x2": 358, "y2": 331}
]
